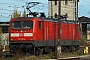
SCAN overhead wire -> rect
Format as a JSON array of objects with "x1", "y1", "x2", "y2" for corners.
[
  {"x1": 0, "y1": 0, "x2": 48, "y2": 22},
  {"x1": 0, "y1": 0, "x2": 90, "y2": 22}
]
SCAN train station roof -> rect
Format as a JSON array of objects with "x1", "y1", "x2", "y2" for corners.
[{"x1": 78, "y1": 16, "x2": 90, "y2": 23}]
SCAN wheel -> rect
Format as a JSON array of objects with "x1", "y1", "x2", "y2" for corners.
[
  {"x1": 71, "y1": 46, "x2": 76, "y2": 52},
  {"x1": 35, "y1": 48, "x2": 41, "y2": 55},
  {"x1": 63, "y1": 47, "x2": 68, "y2": 52}
]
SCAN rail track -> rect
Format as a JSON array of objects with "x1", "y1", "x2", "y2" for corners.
[
  {"x1": 0, "y1": 51, "x2": 13, "y2": 58},
  {"x1": 58, "y1": 55, "x2": 90, "y2": 60},
  {"x1": 0, "y1": 50, "x2": 90, "y2": 60},
  {"x1": 42, "y1": 55, "x2": 90, "y2": 60},
  {"x1": 0, "y1": 45, "x2": 90, "y2": 60}
]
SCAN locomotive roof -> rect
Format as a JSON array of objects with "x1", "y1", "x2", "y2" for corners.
[
  {"x1": 11, "y1": 17, "x2": 77, "y2": 24},
  {"x1": 41, "y1": 18, "x2": 76, "y2": 24}
]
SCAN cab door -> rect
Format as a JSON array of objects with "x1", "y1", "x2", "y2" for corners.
[{"x1": 37, "y1": 21, "x2": 44, "y2": 46}]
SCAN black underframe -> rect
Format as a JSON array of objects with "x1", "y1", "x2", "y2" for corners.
[{"x1": 9, "y1": 40, "x2": 80, "y2": 48}]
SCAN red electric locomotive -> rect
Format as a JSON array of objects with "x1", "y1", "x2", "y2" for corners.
[{"x1": 9, "y1": 17, "x2": 80, "y2": 54}]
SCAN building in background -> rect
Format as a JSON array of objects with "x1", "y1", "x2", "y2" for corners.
[
  {"x1": 48, "y1": 0, "x2": 79, "y2": 21},
  {"x1": 79, "y1": 16, "x2": 90, "y2": 42}
]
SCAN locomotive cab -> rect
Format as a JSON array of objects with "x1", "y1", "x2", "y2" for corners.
[
  {"x1": 9, "y1": 17, "x2": 45, "y2": 54},
  {"x1": 9, "y1": 18, "x2": 35, "y2": 53}
]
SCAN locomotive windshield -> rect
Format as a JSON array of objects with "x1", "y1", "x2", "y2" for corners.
[
  {"x1": 23, "y1": 21, "x2": 33, "y2": 29},
  {"x1": 12, "y1": 21, "x2": 33, "y2": 29},
  {"x1": 12, "y1": 21, "x2": 21, "y2": 29}
]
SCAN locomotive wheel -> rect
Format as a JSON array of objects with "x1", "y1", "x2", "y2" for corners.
[
  {"x1": 10, "y1": 47, "x2": 20, "y2": 54},
  {"x1": 30, "y1": 49, "x2": 34, "y2": 54},
  {"x1": 10, "y1": 48, "x2": 14, "y2": 54},
  {"x1": 63, "y1": 47, "x2": 68, "y2": 52},
  {"x1": 71, "y1": 47, "x2": 76, "y2": 52},
  {"x1": 35, "y1": 49, "x2": 40, "y2": 55},
  {"x1": 35, "y1": 48, "x2": 43, "y2": 55}
]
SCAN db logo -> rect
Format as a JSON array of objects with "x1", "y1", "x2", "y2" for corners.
[{"x1": 19, "y1": 33, "x2": 23, "y2": 36}]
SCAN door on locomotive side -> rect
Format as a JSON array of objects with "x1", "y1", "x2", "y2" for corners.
[
  {"x1": 37, "y1": 21, "x2": 44, "y2": 40},
  {"x1": 43, "y1": 20, "x2": 56, "y2": 46},
  {"x1": 68, "y1": 22, "x2": 75, "y2": 40},
  {"x1": 34, "y1": 18, "x2": 44, "y2": 47},
  {"x1": 60, "y1": 21, "x2": 69, "y2": 40},
  {"x1": 68, "y1": 21, "x2": 80, "y2": 41},
  {"x1": 75, "y1": 22, "x2": 80, "y2": 41}
]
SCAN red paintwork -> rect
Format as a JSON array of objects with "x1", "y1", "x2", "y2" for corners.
[{"x1": 9, "y1": 17, "x2": 80, "y2": 42}]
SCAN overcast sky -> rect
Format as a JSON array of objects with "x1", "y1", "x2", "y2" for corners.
[{"x1": 0, "y1": 0, "x2": 90, "y2": 22}]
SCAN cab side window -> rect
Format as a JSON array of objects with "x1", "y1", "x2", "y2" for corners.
[{"x1": 39, "y1": 21, "x2": 42, "y2": 29}]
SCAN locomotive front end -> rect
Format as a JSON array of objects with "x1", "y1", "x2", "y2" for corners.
[{"x1": 9, "y1": 18, "x2": 34, "y2": 54}]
